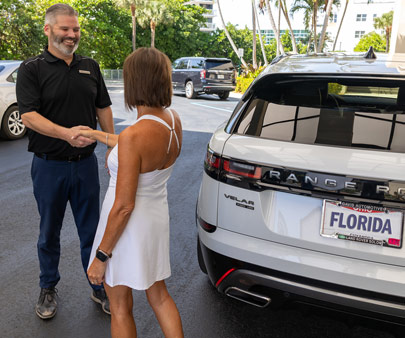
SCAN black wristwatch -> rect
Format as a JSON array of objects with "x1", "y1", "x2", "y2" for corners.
[{"x1": 96, "y1": 248, "x2": 112, "y2": 262}]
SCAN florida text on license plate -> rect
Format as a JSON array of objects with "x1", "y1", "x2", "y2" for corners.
[{"x1": 320, "y1": 200, "x2": 403, "y2": 248}]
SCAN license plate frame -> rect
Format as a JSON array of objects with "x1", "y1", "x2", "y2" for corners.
[{"x1": 320, "y1": 200, "x2": 404, "y2": 249}]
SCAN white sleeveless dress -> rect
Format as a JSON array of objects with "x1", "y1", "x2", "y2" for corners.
[{"x1": 89, "y1": 109, "x2": 180, "y2": 290}]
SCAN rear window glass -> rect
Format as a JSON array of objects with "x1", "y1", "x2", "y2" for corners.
[
  {"x1": 206, "y1": 60, "x2": 234, "y2": 71},
  {"x1": 0, "y1": 65, "x2": 4, "y2": 73},
  {"x1": 235, "y1": 78, "x2": 405, "y2": 152}
]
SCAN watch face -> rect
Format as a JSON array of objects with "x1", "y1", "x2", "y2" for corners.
[{"x1": 96, "y1": 250, "x2": 108, "y2": 262}]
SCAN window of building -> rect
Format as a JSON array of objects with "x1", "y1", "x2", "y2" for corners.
[
  {"x1": 356, "y1": 14, "x2": 367, "y2": 21},
  {"x1": 355, "y1": 31, "x2": 365, "y2": 38}
]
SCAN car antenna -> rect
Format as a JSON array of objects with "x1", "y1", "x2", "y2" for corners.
[{"x1": 364, "y1": 46, "x2": 377, "y2": 59}]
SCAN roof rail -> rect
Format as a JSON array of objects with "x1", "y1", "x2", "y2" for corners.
[
  {"x1": 270, "y1": 54, "x2": 288, "y2": 65},
  {"x1": 364, "y1": 46, "x2": 377, "y2": 59}
]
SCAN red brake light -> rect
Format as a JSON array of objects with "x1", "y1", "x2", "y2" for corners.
[
  {"x1": 200, "y1": 70, "x2": 206, "y2": 79},
  {"x1": 223, "y1": 160, "x2": 262, "y2": 179},
  {"x1": 197, "y1": 216, "x2": 217, "y2": 233}
]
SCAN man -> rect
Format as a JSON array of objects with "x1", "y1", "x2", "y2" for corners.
[{"x1": 16, "y1": 3, "x2": 114, "y2": 319}]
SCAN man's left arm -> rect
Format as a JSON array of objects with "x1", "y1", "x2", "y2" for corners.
[{"x1": 97, "y1": 106, "x2": 115, "y2": 167}]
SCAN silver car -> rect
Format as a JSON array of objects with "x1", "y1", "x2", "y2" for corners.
[
  {"x1": 196, "y1": 51, "x2": 405, "y2": 323},
  {"x1": 0, "y1": 60, "x2": 26, "y2": 140}
]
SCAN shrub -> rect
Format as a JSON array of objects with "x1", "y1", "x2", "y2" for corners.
[{"x1": 235, "y1": 65, "x2": 265, "y2": 93}]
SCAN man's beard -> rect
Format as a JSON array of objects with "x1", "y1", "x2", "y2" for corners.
[{"x1": 50, "y1": 28, "x2": 80, "y2": 56}]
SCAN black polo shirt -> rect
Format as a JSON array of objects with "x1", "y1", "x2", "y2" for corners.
[{"x1": 16, "y1": 47, "x2": 112, "y2": 157}]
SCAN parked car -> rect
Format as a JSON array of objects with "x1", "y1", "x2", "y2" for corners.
[
  {"x1": 196, "y1": 50, "x2": 405, "y2": 323},
  {"x1": 0, "y1": 60, "x2": 25, "y2": 140},
  {"x1": 172, "y1": 57, "x2": 236, "y2": 100}
]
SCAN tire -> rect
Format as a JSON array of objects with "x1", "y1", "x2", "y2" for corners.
[
  {"x1": 218, "y1": 91, "x2": 230, "y2": 100},
  {"x1": 185, "y1": 81, "x2": 197, "y2": 99},
  {"x1": 0, "y1": 105, "x2": 26, "y2": 140}
]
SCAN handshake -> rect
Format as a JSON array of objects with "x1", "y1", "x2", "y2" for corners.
[{"x1": 68, "y1": 125, "x2": 95, "y2": 148}]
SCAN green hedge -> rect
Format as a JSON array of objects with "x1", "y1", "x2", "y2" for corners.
[{"x1": 235, "y1": 66, "x2": 265, "y2": 93}]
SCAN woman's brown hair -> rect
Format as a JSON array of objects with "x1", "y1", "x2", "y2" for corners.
[{"x1": 123, "y1": 47, "x2": 172, "y2": 109}]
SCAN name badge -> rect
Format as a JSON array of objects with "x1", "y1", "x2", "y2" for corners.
[{"x1": 79, "y1": 70, "x2": 91, "y2": 74}]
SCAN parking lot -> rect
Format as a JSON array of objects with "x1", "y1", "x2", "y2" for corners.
[{"x1": 0, "y1": 87, "x2": 403, "y2": 338}]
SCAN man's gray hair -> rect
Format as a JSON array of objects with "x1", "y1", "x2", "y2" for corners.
[{"x1": 45, "y1": 3, "x2": 78, "y2": 26}]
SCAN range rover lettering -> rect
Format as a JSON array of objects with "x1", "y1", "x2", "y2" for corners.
[{"x1": 196, "y1": 50, "x2": 405, "y2": 322}]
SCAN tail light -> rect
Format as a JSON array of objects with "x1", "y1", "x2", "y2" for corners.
[
  {"x1": 205, "y1": 147, "x2": 262, "y2": 181},
  {"x1": 197, "y1": 216, "x2": 217, "y2": 233},
  {"x1": 223, "y1": 159, "x2": 262, "y2": 179},
  {"x1": 200, "y1": 70, "x2": 206, "y2": 79}
]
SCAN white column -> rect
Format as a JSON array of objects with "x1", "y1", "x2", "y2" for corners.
[{"x1": 389, "y1": 0, "x2": 405, "y2": 54}]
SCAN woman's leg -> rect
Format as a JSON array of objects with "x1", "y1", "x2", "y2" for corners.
[
  {"x1": 105, "y1": 283, "x2": 137, "y2": 338},
  {"x1": 145, "y1": 280, "x2": 184, "y2": 338}
]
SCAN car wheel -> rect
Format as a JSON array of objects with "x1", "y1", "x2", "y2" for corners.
[
  {"x1": 218, "y1": 91, "x2": 230, "y2": 100},
  {"x1": 0, "y1": 105, "x2": 26, "y2": 140},
  {"x1": 185, "y1": 81, "x2": 197, "y2": 99}
]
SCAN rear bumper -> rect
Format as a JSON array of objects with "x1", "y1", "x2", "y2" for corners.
[
  {"x1": 197, "y1": 84, "x2": 236, "y2": 94},
  {"x1": 198, "y1": 228, "x2": 405, "y2": 322}
]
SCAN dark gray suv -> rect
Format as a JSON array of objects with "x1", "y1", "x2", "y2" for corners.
[{"x1": 172, "y1": 57, "x2": 236, "y2": 100}]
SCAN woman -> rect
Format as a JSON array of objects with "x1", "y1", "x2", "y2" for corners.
[{"x1": 75, "y1": 48, "x2": 183, "y2": 337}]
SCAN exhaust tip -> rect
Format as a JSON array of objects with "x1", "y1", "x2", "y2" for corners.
[{"x1": 225, "y1": 287, "x2": 271, "y2": 308}]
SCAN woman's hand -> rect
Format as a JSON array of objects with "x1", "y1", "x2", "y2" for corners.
[
  {"x1": 71, "y1": 128, "x2": 94, "y2": 139},
  {"x1": 87, "y1": 258, "x2": 106, "y2": 285}
]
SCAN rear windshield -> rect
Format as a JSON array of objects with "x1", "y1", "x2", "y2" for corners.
[
  {"x1": 0, "y1": 65, "x2": 4, "y2": 73},
  {"x1": 206, "y1": 60, "x2": 234, "y2": 71},
  {"x1": 234, "y1": 77, "x2": 405, "y2": 152}
]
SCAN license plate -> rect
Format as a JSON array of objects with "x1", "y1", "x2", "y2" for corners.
[
  {"x1": 217, "y1": 74, "x2": 224, "y2": 79},
  {"x1": 320, "y1": 200, "x2": 403, "y2": 248}
]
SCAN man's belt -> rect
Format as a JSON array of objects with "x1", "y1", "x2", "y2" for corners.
[{"x1": 35, "y1": 152, "x2": 93, "y2": 162}]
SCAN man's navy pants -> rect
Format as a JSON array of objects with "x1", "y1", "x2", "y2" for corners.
[{"x1": 31, "y1": 153, "x2": 102, "y2": 290}]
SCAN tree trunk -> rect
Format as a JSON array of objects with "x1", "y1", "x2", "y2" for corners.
[
  {"x1": 332, "y1": 0, "x2": 348, "y2": 51},
  {"x1": 386, "y1": 28, "x2": 390, "y2": 52},
  {"x1": 252, "y1": 1, "x2": 257, "y2": 69},
  {"x1": 254, "y1": 0, "x2": 268, "y2": 66},
  {"x1": 131, "y1": 3, "x2": 136, "y2": 51},
  {"x1": 278, "y1": 1, "x2": 282, "y2": 54},
  {"x1": 313, "y1": 0, "x2": 318, "y2": 52},
  {"x1": 217, "y1": 0, "x2": 248, "y2": 68},
  {"x1": 150, "y1": 19, "x2": 156, "y2": 48},
  {"x1": 264, "y1": 0, "x2": 284, "y2": 55},
  {"x1": 317, "y1": 0, "x2": 334, "y2": 52},
  {"x1": 279, "y1": 0, "x2": 298, "y2": 53}
]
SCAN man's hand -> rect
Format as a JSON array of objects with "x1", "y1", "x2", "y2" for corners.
[{"x1": 68, "y1": 126, "x2": 95, "y2": 147}]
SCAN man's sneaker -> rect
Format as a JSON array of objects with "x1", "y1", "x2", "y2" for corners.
[
  {"x1": 91, "y1": 288, "x2": 110, "y2": 315},
  {"x1": 36, "y1": 287, "x2": 58, "y2": 320}
]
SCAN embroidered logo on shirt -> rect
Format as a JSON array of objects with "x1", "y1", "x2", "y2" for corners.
[{"x1": 79, "y1": 70, "x2": 91, "y2": 74}]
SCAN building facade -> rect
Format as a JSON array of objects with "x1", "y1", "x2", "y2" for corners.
[
  {"x1": 329, "y1": 0, "x2": 396, "y2": 51},
  {"x1": 184, "y1": 0, "x2": 216, "y2": 32}
]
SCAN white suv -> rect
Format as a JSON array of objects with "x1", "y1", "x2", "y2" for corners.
[{"x1": 196, "y1": 51, "x2": 405, "y2": 322}]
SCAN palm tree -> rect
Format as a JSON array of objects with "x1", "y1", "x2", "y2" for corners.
[
  {"x1": 137, "y1": 0, "x2": 172, "y2": 48},
  {"x1": 217, "y1": 0, "x2": 248, "y2": 68},
  {"x1": 115, "y1": 0, "x2": 140, "y2": 51},
  {"x1": 259, "y1": 0, "x2": 284, "y2": 55},
  {"x1": 130, "y1": 3, "x2": 136, "y2": 51},
  {"x1": 374, "y1": 11, "x2": 393, "y2": 52},
  {"x1": 291, "y1": 0, "x2": 317, "y2": 52},
  {"x1": 252, "y1": 1, "x2": 258, "y2": 69},
  {"x1": 332, "y1": 0, "x2": 349, "y2": 51},
  {"x1": 254, "y1": 0, "x2": 269, "y2": 66},
  {"x1": 317, "y1": 0, "x2": 334, "y2": 51},
  {"x1": 278, "y1": 0, "x2": 298, "y2": 53}
]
